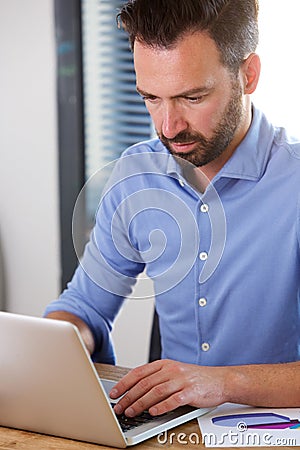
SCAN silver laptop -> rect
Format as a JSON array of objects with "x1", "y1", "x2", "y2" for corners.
[{"x1": 0, "y1": 311, "x2": 211, "y2": 447}]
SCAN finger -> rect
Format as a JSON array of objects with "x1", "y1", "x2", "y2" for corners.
[
  {"x1": 148, "y1": 381, "x2": 225, "y2": 415},
  {"x1": 148, "y1": 390, "x2": 188, "y2": 416},
  {"x1": 116, "y1": 376, "x2": 182, "y2": 417},
  {"x1": 110, "y1": 360, "x2": 163, "y2": 399}
]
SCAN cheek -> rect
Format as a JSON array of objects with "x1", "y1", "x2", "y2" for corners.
[
  {"x1": 189, "y1": 106, "x2": 217, "y2": 135},
  {"x1": 190, "y1": 98, "x2": 229, "y2": 135}
]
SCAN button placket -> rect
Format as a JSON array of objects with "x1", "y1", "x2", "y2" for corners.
[{"x1": 197, "y1": 197, "x2": 212, "y2": 360}]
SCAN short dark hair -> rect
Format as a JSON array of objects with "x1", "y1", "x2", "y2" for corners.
[{"x1": 118, "y1": 0, "x2": 259, "y2": 72}]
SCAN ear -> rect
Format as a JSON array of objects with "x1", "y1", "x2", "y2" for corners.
[{"x1": 241, "y1": 53, "x2": 261, "y2": 95}]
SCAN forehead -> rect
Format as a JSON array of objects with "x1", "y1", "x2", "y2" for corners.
[{"x1": 134, "y1": 32, "x2": 230, "y2": 95}]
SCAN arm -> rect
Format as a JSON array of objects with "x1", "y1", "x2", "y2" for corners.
[
  {"x1": 110, "y1": 359, "x2": 300, "y2": 417},
  {"x1": 44, "y1": 155, "x2": 146, "y2": 361},
  {"x1": 45, "y1": 311, "x2": 95, "y2": 355}
]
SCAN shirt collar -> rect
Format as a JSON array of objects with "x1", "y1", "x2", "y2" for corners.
[
  {"x1": 213, "y1": 105, "x2": 275, "y2": 183},
  {"x1": 163, "y1": 105, "x2": 275, "y2": 183}
]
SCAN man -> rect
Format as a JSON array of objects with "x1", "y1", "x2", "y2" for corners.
[{"x1": 45, "y1": 0, "x2": 300, "y2": 417}]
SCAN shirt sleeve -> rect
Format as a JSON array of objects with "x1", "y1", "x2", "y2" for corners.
[{"x1": 44, "y1": 166, "x2": 146, "y2": 363}]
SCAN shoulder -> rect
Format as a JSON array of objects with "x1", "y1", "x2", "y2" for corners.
[
  {"x1": 102, "y1": 138, "x2": 171, "y2": 198},
  {"x1": 273, "y1": 126, "x2": 300, "y2": 161},
  {"x1": 115, "y1": 138, "x2": 171, "y2": 175},
  {"x1": 121, "y1": 138, "x2": 165, "y2": 157}
]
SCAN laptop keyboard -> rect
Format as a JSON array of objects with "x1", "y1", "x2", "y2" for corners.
[{"x1": 111, "y1": 404, "x2": 158, "y2": 431}]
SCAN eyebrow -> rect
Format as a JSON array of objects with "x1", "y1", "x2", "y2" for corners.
[{"x1": 136, "y1": 85, "x2": 213, "y2": 99}]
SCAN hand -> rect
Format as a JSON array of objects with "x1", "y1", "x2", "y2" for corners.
[{"x1": 109, "y1": 359, "x2": 229, "y2": 417}]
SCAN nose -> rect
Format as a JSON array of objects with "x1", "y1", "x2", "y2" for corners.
[{"x1": 161, "y1": 102, "x2": 188, "y2": 139}]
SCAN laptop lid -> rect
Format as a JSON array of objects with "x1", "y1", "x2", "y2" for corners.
[
  {"x1": 0, "y1": 312, "x2": 211, "y2": 447},
  {"x1": 0, "y1": 311, "x2": 127, "y2": 448}
]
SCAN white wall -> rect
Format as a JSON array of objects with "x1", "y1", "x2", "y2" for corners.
[
  {"x1": 0, "y1": 0, "x2": 61, "y2": 315},
  {"x1": 112, "y1": 275, "x2": 155, "y2": 368},
  {"x1": 253, "y1": 0, "x2": 300, "y2": 136}
]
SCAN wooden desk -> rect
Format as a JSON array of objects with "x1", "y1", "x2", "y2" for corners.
[{"x1": 0, "y1": 364, "x2": 295, "y2": 450}]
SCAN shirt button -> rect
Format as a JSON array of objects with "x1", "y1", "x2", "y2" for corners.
[
  {"x1": 199, "y1": 252, "x2": 208, "y2": 261},
  {"x1": 200, "y1": 203, "x2": 209, "y2": 213},
  {"x1": 201, "y1": 342, "x2": 210, "y2": 352},
  {"x1": 178, "y1": 179, "x2": 185, "y2": 187},
  {"x1": 199, "y1": 297, "x2": 207, "y2": 307}
]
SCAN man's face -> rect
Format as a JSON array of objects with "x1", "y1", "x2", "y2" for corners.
[{"x1": 134, "y1": 32, "x2": 247, "y2": 172}]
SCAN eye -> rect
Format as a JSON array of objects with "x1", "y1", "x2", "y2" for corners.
[
  {"x1": 184, "y1": 96, "x2": 204, "y2": 104},
  {"x1": 142, "y1": 95, "x2": 160, "y2": 104}
]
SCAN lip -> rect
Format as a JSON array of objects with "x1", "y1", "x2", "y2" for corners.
[{"x1": 171, "y1": 142, "x2": 196, "y2": 153}]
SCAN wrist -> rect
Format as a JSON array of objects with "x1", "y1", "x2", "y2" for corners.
[{"x1": 222, "y1": 366, "x2": 248, "y2": 404}]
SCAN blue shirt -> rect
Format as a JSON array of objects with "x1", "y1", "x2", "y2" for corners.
[{"x1": 45, "y1": 106, "x2": 300, "y2": 365}]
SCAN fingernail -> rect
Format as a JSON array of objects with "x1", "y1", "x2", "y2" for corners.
[
  {"x1": 150, "y1": 406, "x2": 157, "y2": 416},
  {"x1": 110, "y1": 388, "x2": 118, "y2": 398},
  {"x1": 125, "y1": 407, "x2": 135, "y2": 417},
  {"x1": 114, "y1": 404, "x2": 122, "y2": 414}
]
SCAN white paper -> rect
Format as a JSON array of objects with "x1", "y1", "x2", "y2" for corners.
[{"x1": 197, "y1": 403, "x2": 300, "y2": 447}]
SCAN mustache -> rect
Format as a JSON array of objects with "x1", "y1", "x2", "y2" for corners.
[{"x1": 159, "y1": 130, "x2": 209, "y2": 146}]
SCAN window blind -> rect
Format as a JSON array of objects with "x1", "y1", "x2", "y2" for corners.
[{"x1": 81, "y1": 0, "x2": 152, "y2": 219}]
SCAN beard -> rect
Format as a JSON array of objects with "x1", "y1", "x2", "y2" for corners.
[{"x1": 158, "y1": 79, "x2": 244, "y2": 167}]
